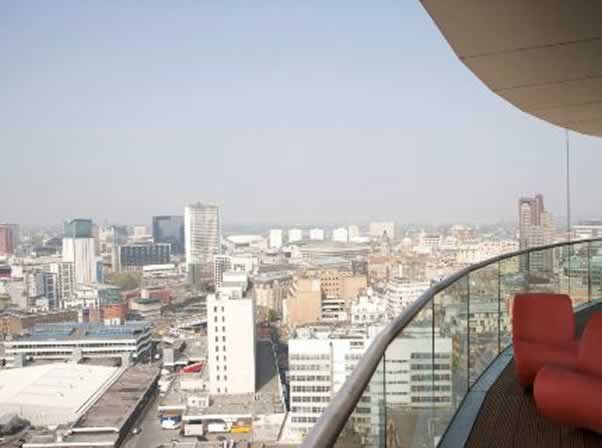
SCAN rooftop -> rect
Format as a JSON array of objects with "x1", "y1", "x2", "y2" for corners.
[
  {"x1": 76, "y1": 363, "x2": 160, "y2": 429},
  {"x1": 13, "y1": 322, "x2": 150, "y2": 342},
  {"x1": 0, "y1": 363, "x2": 120, "y2": 426}
]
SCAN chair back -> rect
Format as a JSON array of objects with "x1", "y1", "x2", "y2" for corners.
[{"x1": 512, "y1": 293, "x2": 575, "y2": 345}]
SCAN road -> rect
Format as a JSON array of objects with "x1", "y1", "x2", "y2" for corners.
[{"x1": 122, "y1": 393, "x2": 180, "y2": 448}]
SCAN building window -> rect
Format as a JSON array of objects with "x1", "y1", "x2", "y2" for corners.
[
  {"x1": 221, "y1": 306, "x2": 224, "y2": 312},
  {"x1": 222, "y1": 336, "x2": 226, "y2": 342},
  {"x1": 217, "y1": 375, "x2": 220, "y2": 381}
]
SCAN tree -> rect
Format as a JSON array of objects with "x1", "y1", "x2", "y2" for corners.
[{"x1": 105, "y1": 272, "x2": 142, "y2": 291}]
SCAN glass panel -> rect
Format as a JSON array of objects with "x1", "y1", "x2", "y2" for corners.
[
  {"x1": 384, "y1": 305, "x2": 434, "y2": 448},
  {"x1": 526, "y1": 247, "x2": 561, "y2": 294},
  {"x1": 467, "y1": 262, "x2": 500, "y2": 386},
  {"x1": 568, "y1": 242, "x2": 590, "y2": 307},
  {"x1": 499, "y1": 253, "x2": 528, "y2": 349},
  {"x1": 590, "y1": 241, "x2": 602, "y2": 301},
  {"x1": 432, "y1": 275, "x2": 469, "y2": 445},
  {"x1": 333, "y1": 350, "x2": 386, "y2": 447}
]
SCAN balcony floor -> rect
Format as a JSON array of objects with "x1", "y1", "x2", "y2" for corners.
[{"x1": 466, "y1": 303, "x2": 602, "y2": 448}]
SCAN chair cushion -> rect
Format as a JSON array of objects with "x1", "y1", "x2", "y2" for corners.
[
  {"x1": 535, "y1": 365, "x2": 602, "y2": 433},
  {"x1": 513, "y1": 339, "x2": 579, "y2": 387}
]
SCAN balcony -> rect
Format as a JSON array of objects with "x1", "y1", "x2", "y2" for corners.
[{"x1": 301, "y1": 239, "x2": 602, "y2": 447}]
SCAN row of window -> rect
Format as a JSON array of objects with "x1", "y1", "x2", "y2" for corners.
[
  {"x1": 289, "y1": 364, "x2": 329, "y2": 371},
  {"x1": 291, "y1": 396, "x2": 331, "y2": 403},
  {"x1": 411, "y1": 363, "x2": 450, "y2": 371},
  {"x1": 289, "y1": 375, "x2": 330, "y2": 382},
  {"x1": 411, "y1": 374, "x2": 451, "y2": 381},
  {"x1": 291, "y1": 416, "x2": 319, "y2": 424},
  {"x1": 291, "y1": 385, "x2": 331, "y2": 393},
  {"x1": 290, "y1": 354, "x2": 329, "y2": 361},
  {"x1": 291, "y1": 406, "x2": 326, "y2": 414},
  {"x1": 411, "y1": 396, "x2": 451, "y2": 403},
  {"x1": 411, "y1": 353, "x2": 451, "y2": 359},
  {"x1": 411, "y1": 385, "x2": 451, "y2": 392}
]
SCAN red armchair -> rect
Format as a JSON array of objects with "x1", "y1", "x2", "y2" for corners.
[
  {"x1": 534, "y1": 312, "x2": 602, "y2": 432},
  {"x1": 512, "y1": 293, "x2": 579, "y2": 387}
]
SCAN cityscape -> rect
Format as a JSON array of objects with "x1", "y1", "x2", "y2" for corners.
[
  {"x1": 3, "y1": 2, "x2": 602, "y2": 448},
  {"x1": 1, "y1": 195, "x2": 601, "y2": 447}
]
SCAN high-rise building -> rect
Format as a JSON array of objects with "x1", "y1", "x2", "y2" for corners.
[
  {"x1": 184, "y1": 203, "x2": 221, "y2": 281},
  {"x1": 288, "y1": 228, "x2": 303, "y2": 243},
  {"x1": 518, "y1": 194, "x2": 554, "y2": 271},
  {"x1": 269, "y1": 229, "x2": 283, "y2": 249},
  {"x1": 213, "y1": 255, "x2": 232, "y2": 288},
  {"x1": 348, "y1": 225, "x2": 360, "y2": 240},
  {"x1": 98, "y1": 225, "x2": 128, "y2": 254},
  {"x1": 518, "y1": 194, "x2": 546, "y2": 249},
  {"x1": 62, "y1": 219, "x2": 98, "y2": 285},
  {"x1": 152, "y1": 216, "x2": 185, "y2": 255},
  {"x1": 48, "y1": 262, "x2": 75, "y2": 308},
  {"x1": 207, "y1": 291, "x2": 256, "y2": 395},
  {"x1": 332, "y1": 228, "x2": 348, "y2": 242},
  {"x1": 309, "y1": 228, "x2": 325, "y2": 241},
  {"x1": 369, "y1": 221, "x2": 395, "y2": 240},
  {"x1": 0, "y1": 225, "x2": 15, "y2": 256},
  {"x1": 112, "y1": 243, "x2": 171, "y2": 272}
]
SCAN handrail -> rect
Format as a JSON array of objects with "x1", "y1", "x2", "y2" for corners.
[{"x1": 300, "y1": 237, "x2": 602, "y2": 448}]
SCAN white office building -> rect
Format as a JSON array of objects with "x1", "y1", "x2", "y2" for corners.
[
  {"x1": 62, "y1": 237, "x2": 97, "y2": 285},
  {"x1": 385, "y1": 278, "x2": 431, "y2": 319},
  {"x1": 184, "y1": 203, "x2": 221, "y2": 281},
  {"x1": 309, "y1": 228, "x2": 325, "y2": 241},
  {"x1": 207, "y1": 292, "x2": 256, "y2": 395},
  {"x1": 48, "y1": 261, "x2": 75, "y2": 307},
  {"x1": 4, "y1": 322, "x2": 152, "y2": 367},
  {"x1": 351, "y1": 295, "x2": 387, "y2": 325},
  {"x1": 288, "y1": 327, "x2": 452, "y2": 439},
  {"x1": 269, "y1": 229, "x2": 283, "y2": 249},
  {"x1": 348, "y1": 225, "x2": 360, "y2": 240},
  {"x1": 288, "y1": 228, "x2": 303, "y2": 243},
  {"x1": 369, "y1": 222, "x2": 395, "y2": 240},
  {"x1": 332, "y1": 228, "x2": 348, "y2": 243}
]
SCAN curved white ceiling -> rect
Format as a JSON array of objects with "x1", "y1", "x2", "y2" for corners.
[{"x1": 421, "y1": 0, "x2": 602, "y2": 137}]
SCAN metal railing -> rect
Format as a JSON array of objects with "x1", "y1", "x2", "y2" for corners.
[{"x1": 300, "y1": 237, "x2": 602, "y2": 448}]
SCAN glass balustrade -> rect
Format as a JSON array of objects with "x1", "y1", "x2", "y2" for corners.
[{"x1": 302, "y1": 239, "x2": 602, "y2": 448}]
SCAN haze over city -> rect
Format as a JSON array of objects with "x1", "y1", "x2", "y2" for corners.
[{"x1": 2, "y1": 1, "x2": 600, "y2": 227}]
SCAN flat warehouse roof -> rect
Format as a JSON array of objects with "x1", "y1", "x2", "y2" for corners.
[{"x1": 0, "y1": 363, "x2": 121, "y2": 425}]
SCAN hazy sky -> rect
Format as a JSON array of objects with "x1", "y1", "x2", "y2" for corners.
[{"x1": 1, "y1": 1, "x2": 600, "y2": 228}]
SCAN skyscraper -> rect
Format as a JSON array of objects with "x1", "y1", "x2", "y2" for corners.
[
  {"x1": 207, "y1": 291, "x2": 256, "y2": 395},
  {"x1": 62, "y1": 219, "x2": 98, "y2": 285},
  {"x1": 518, "y1": 194, "x2": 546, "y2": 249},
  {"x1": 184, "y1": 203, "x2": 221, "y2": 282},
  {"x1": 152, "y1": 215, "x2": 185, "y2": 255},
  {"x1": 269, "y1": 229, "x2": 283, "y2": 249},
  {"x1": 0, "y1": 225, "x2": 15, "y2": 256},
  {"x1": 518, "y1": 194, "x2": 553, "y2": 271}
]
